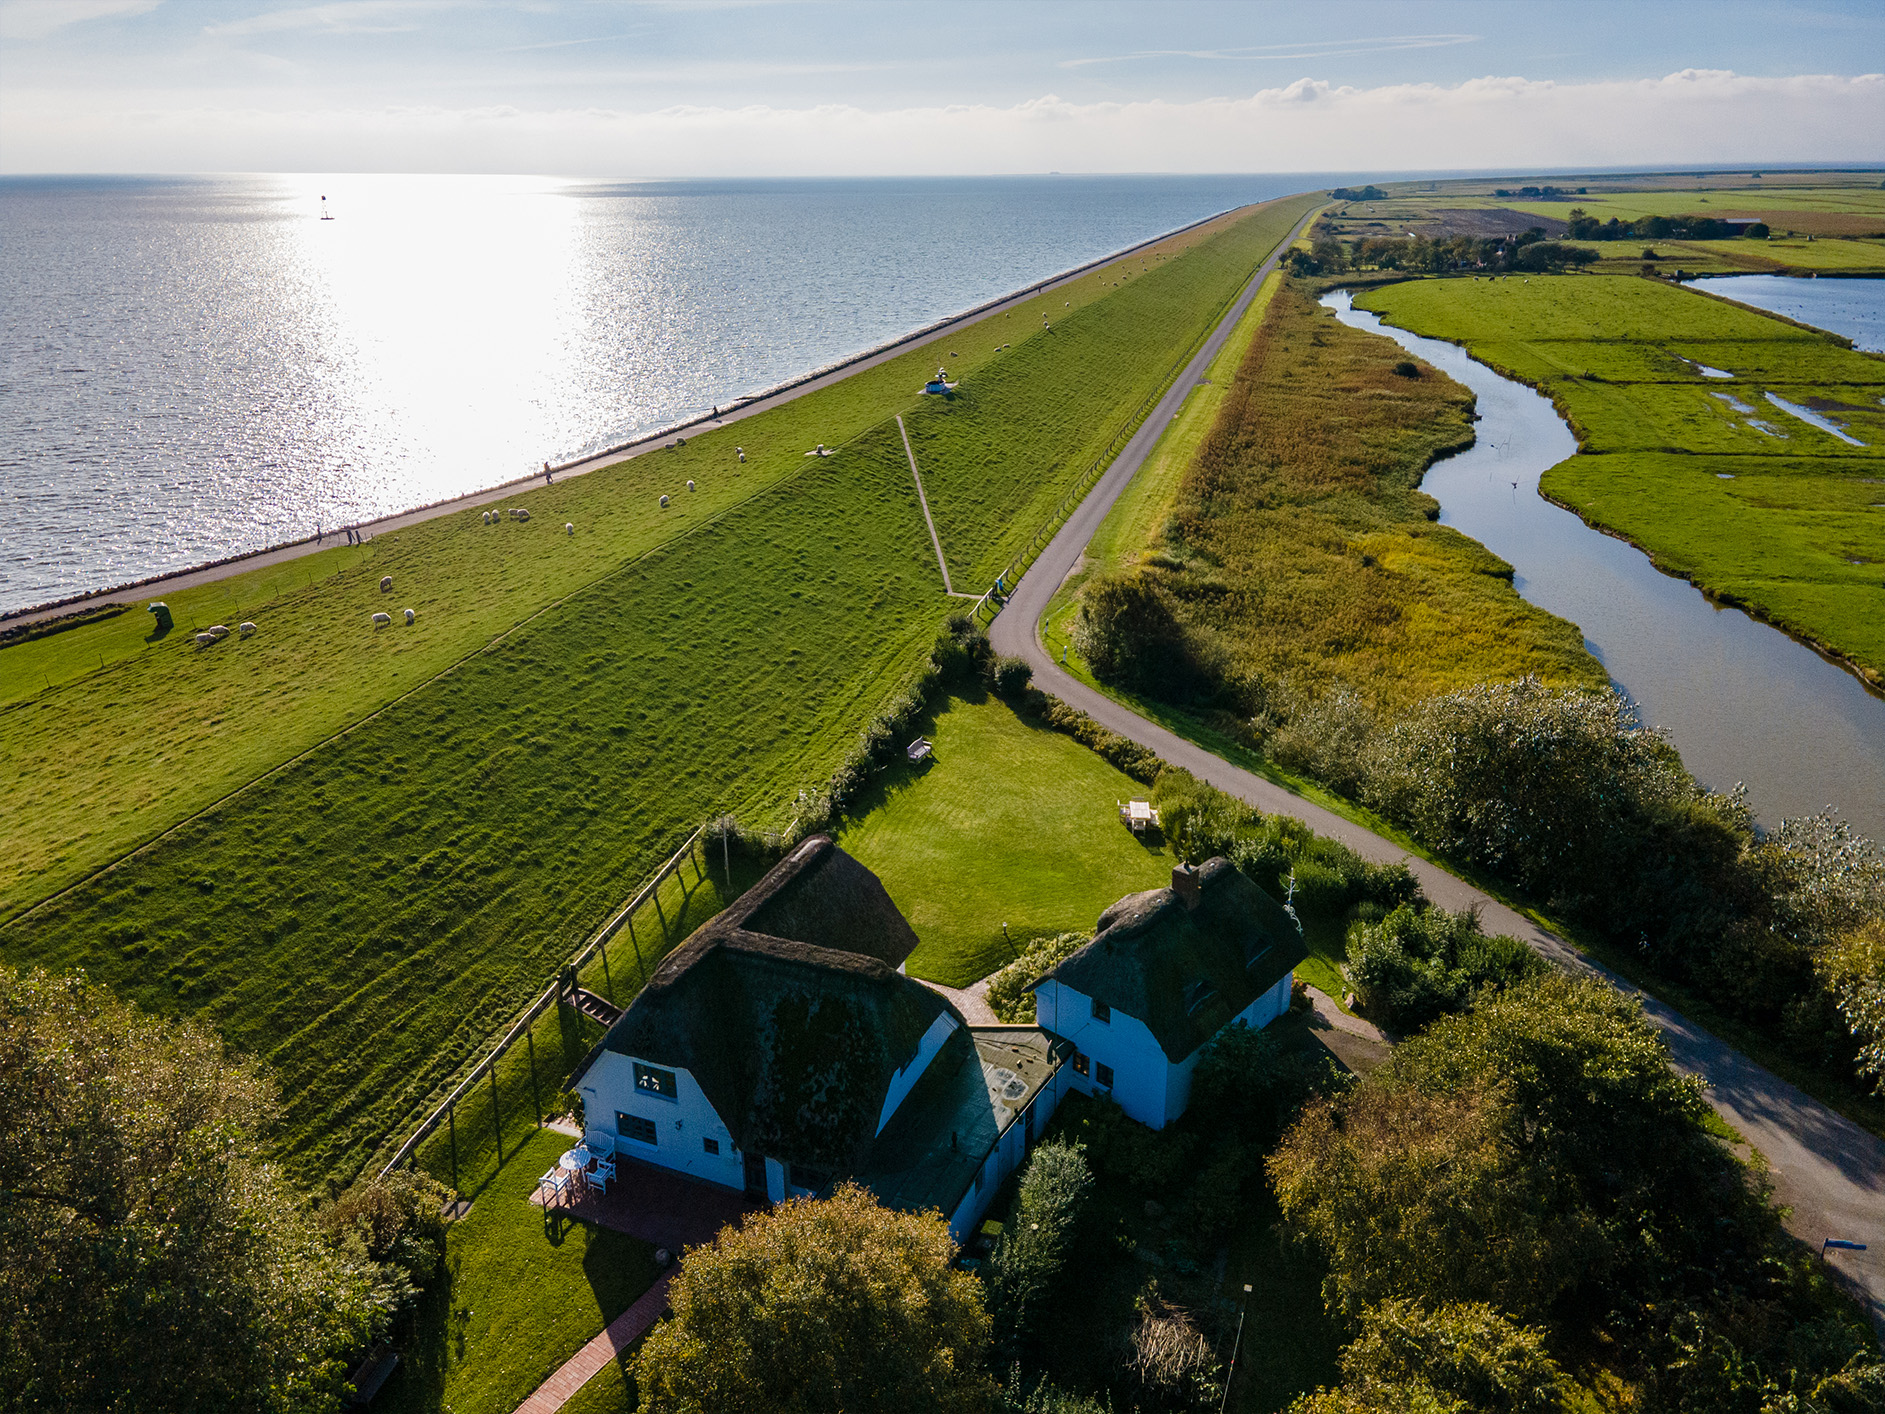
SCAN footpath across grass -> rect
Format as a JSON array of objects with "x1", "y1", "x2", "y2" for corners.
[
  {"x1": 1, "y1": 194, "x2": 1322, "y2": 1185},
  {"x1": 380, "y1": 1128, "x2": 659, "y2": 1414},
  {"x1": 1356, "y1": 274, "x2": 1885, "y2": 681}
]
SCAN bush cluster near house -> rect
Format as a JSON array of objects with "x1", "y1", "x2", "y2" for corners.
[
  {"x1": 1343, "y1": 903, "x2": 1544, "y2": 1034},
  {"x1": 0, "y1": 194, "x2": 1320, "y2": 1187},
  {"x1": 1272, "y1": 973, "x2": 1884, "y2": 1411}
]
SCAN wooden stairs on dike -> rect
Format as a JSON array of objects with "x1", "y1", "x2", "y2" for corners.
[{"x1": 565, "y1": 985, "x2": 622, "y2": 1028}]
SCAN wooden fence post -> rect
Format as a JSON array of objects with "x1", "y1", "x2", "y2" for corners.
[
  {"x1": 600, "y1": 943, "x2": 614, "y2": 1002},
  {"x1": 627, "y1": 913, "x2": 647, "y2": 983},
  {"x1": 526, "y1": 1027, "x2": 542, "y2": 1127},
  {"x1": 489, "y1": 1062, "x2": 503, "y2": 1166},
  {"x1": 448, "y1": 1103, "x2": 459, "y2": 1193}
]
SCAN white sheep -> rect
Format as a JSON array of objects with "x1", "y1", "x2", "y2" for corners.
[
  {"x1": 512, "y1": 507, "x2": 531, "y2": 522},
  {"x1": 482, "y1": 510, "x2": 492, "y2": 524},
  {"x1": 193, "y1": 631, "x2": 217, "y2": 647},
  {"x1": 565, "y1": 522, "x2": 574, "y2": 536},
  {"x1": 206, "y1": 624, "x2": 230, "y2": 640},
  {"x1": 403, "y1": 608, "x2": 415, "y2": 625},
  {"x1": 380, "y1": 576, "x2": 393, "y2": 593},
  {"x1": 372, "y1": 611, "x2": 392, "y2": 627},
  {"x1": 659, "y1": 494, "x2": 670, "y2": 508},
  {"x1": 738, "y1": 450, "x2": 746, "y2": 463},
  {"x1": 238, "y1": 621, "x2": 256, "y2": 639},
  {"x1": 687, "y1": 479, "x2": 696, "y2": 492}
]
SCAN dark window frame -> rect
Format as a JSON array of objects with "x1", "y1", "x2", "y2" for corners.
[
  {"x1": 1096, "y1": 1062, "x2": 1115, "y2": 1090},
  {"x1": 633, "y1": 1062, "x2": 679, "y2": 1100},
  {"x1": 702, "y1": 1137, "x2": 720, "y2": 1155},
  {"x1": 617, "y1": 1111, "x2": 657, "y2": 1146},
  {"x1": 1090, "y1": 998, "x2": 1111, "y2": 1024},
  {"x1": 1073, "y1": 1052, "x2": 1090, "y2": 1077}
]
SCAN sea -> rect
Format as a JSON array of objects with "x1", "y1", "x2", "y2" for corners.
[{"x1": 0, "y1": 172, "x2": 1328, "y2": 614}]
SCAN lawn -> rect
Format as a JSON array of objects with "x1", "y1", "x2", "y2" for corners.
[
  {"x1": 380, "y1": 1128, "x2": 659, "y2": 1414},
  {"x1": 835, "y1": 691, "x2": 1176, "y2": 987},
  {"x1": 1, "y1": 194, "x2": 1322, "y2": 1185},
  {"x1": 1356, "y1": 274, "x2": 1885, "y2": 680}
]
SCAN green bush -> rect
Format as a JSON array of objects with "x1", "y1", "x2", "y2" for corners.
[
  {"x1": 988, "y1": 1141, "x2": 1095, "y2": 1359},
  {"x1": 1344, "y1": 905, "x2": 1545, "y2": 1034},
  {"x1": 1293, "y1": 1300, "x2": 1569, "y2": 1414},
  {"x1": 986, "y1": 654, "x2": 1035, "y2": 699},
  {"x1": 1073, "y1": 572, "x2": 1207, "y2": 697},
  {"x1": 985, "y1": 933, "x2": 1091, "y2": 1023}
]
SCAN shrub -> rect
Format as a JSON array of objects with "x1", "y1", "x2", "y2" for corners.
[
  {"x1": 987, "y1": 1141, "x2": 1094, "y2": 1357},
  {"x1": 985, "y1": 933, "x2": 1090, "y2": 1023},
  {"x1": 986, "y1": 653, "x2": 1034, "y2": 699},
  {"x1": 1344, "y1": 904, "x2": 1544, "y2": 1033},
  {"x1": 1028, "y1": 694, "x2": 1162, "y2": 783},
  {"x1": 1293, "y1": 1300, "x2": 1569, "y2": 1414},
  {"x1": 1393, "y1": 360, "x2": 1420, "y2": 378},
  {"x1": 1073, "y1": 572, "x2": 1203, "y2": 697}
]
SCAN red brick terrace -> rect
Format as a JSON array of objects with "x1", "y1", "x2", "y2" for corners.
[{"x1": 532, "y1": 1154, "x2": 762, "y2": 1254}]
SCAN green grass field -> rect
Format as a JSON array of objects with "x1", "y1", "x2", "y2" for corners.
[
  {"x1": 1356, "y1": 275, "x2": 1885, "y2": 681},
  {"x1": 379, "y1": 1128, "x2": 658, "y2": 1414},
  {"x1": 835, "y1": 692, "x2": 1354, "y2": 998},
  {"x1": 1, "y1": 193, "x2": 1320, "y2": 1184},
  {"x1": 835, "y1": 692, "x2": 1176, "y2": 986}
]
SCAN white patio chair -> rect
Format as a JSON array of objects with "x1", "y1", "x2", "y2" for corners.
[
  {"x1": 583, "y1": 1129, "x2": 615, "y2": 1157},
  {"x1": 539, "y1": 1167, "x2": 569, "y2": 1206},
  {"x1": 589, "y1": 1158, "x2": 614, "y2": 1194}
]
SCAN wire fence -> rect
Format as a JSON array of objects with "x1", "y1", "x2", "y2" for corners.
[{"x1": 375, "y1": 823, "x2": 731, "y2": 1195}]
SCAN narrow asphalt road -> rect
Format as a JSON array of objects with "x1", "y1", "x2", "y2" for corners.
[{"x1": 987, "y1": 232, "x2": 1885, "y2": 1333}]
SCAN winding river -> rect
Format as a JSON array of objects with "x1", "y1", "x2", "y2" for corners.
[{"x1": 1322, "y1": 290, "x2": 1885, "y2": 842}]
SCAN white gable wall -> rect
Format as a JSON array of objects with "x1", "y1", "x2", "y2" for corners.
[
  {"x1": 877, "y1": 1012, "x2": 960, "y2": 1135},
  {"x1": 1035, "y1": 970, "x2": 1296, "y2": 1130},
  {"x1": 581, "y1": 1050, "x2": 744, "y2": 1190}
]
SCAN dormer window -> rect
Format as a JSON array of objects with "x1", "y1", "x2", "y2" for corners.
[
  {"x1": 634, "y1": 1063, "x2": 678, "y2": 1100},
  {"x1": 1091, "y1": 998, "x2": 1111, "y2": 1024}
]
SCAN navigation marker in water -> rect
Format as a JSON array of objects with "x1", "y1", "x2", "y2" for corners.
[{"x1": 320, "y1": 196, "x2": 334, "y2": 222}]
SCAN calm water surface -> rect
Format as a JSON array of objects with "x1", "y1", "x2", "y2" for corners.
[
  {"x1": 0, "y1": 172, "x2": 1318, "y2": 613},
  {"x1": 1689, "y1": 275, "x2": 1885, "y2": 353},
  {"x1": 1325, "y1": 290, "x2": 1885, "y2": 840}
]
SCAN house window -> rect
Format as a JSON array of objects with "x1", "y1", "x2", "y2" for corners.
[
  {"x1": 1096, "y1": 1063, "x2": 1114, "y2": 1090},
  {"x1": 634, "y1": 1063, "x2": 678, "y2": 1100},
  {"x1": 703, "y1": 1137, "x2": 720, "y2": 1156},
  {"x1": 790, "y1": 1164, "x2": 831, "y2": 1192},
  {"x1": 1073, "y1": 1052, "x2": 1089, "y2": 1077},
  {"x1": 1091, "y1": 998, "x2": 1111, "y2": 1024},
  {"x1": 618, "y1": 1112, "x2": 657, "y2": 1146}
]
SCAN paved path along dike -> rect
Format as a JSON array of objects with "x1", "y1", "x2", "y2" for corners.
[{"x1": 987, "y1": 224, "x2": 1885, "y2": 1334}]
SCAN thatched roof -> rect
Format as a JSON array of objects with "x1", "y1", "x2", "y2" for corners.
[
  {"x1": 1036, "y1": 858, "x2": 1305, "y2": 1063},
  {"x1": 602, "y1": 835, "x2": 952, "y2": 1172}
]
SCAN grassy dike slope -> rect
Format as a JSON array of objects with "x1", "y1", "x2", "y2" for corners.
[
  {"x1": 0, "y1": 200, "x2": 1285, "y2": 924},
  {"x1": 1, "y1": 195, "x2": 1319, "y2": 1183},
  {"x1": 1357, "y1": 275, "x2": 1885, "y2": 683}
]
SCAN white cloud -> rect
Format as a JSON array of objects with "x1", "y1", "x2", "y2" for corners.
[
  {"x1": 0, "y1": 0, "x2": 158, "y2": 42},
  {"x1": 2, "y1": 68, "x2": 1880, "y2": 175},
  {"x1": 1062, "y1": 33, "x2": 1481, "y2": 69},
  {"x1": 202, "y1": 1, "x2": 457, "y2": 38}
]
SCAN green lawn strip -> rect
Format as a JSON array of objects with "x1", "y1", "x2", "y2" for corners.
[
  {"x1": 835, "y1": 691, "x2": 1176, "y2": 987},
  {"x1": 3, "y1": 200, "x2": 1323, "y2": 1186},
  {"x1": 0, "y1": 196, "x2": 1311, "y2": 924},
  {"x1": 1354, "y1": 274, "x2": 1885, "y2": 681},
  {"x1": 558, "y1": 1358, "x2": 638, "y2": 1414},
  {"x1": 377, "y1": 1128, "x2": 659, "y2": 1414}
]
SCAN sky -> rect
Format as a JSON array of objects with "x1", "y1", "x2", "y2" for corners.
[{"x1": 1, "y1": 0, "x2": 1881, "y2": 176}]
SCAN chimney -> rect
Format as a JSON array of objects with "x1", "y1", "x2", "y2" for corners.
[{"x1": 1171, "y1": 863, "x2": 1201, "y2": 911}]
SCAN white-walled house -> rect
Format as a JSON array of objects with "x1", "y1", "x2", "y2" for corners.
[
  {"x1": 579, "y1": 835, "x2": 1070, "y2": 1238},
  {"x1": 1031, "y1": 859, "x2": 1306, "y2": 1130}
]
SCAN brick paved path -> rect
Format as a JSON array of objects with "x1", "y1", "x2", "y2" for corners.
[{"x1": 512, "y1": 1272, "x2": 674, "y2": 1414}]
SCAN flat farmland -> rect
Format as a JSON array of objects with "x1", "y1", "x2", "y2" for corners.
[
  {"x1": 0, "y1": 192, "x2": 1320, "y2": 1181},
  {"x1": 1358, "y1": 274, "x2": 1885, "y2": 678}
]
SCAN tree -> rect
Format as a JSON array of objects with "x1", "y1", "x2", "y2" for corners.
[
  {"x1": 1819, "y1": 918, "x2": 1885, "y2": 1092},
  {"x1": 1292, "y1": 1301, "x2": 1569, "y2": 1414},
  {"x1": 633, "y1": 1183, "x2": 997, "y2": 1413},
  {"x1": 1343, "y1": 904, "x2": 1544, "y2": 1033},
  {"x1": 1073, "y1": 572, "x2": 1203, "y2": 697},
  {"x1": 987, "y1": 1141, "x2": 1093, "y2": 1357},
  {"x1": 0, "y1": 966, "x2": 378, "y2": 1414}
]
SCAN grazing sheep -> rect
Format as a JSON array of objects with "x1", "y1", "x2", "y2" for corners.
[
  {"x1": 239, "y1": 621, "x2": 256, "y2": 638},
  {"x1": 565, "y1": 522, "x2": 574, "y2": 536},
  {"x1": 193, "y1": 632, "x2": 216, "y2": 647},
  {"x1": 686, "y1": 479, "x2": 696, "y2": 492},
  {"x1": 511, "y1": 508, "x2": 531, "y2": 522},
  {"x1": 482, "y1": 510, "x2": 492, "y2": 524},
  {"x1": 372, "y1": 611, "x2": 392, "y2": 627},
  {"x1": 380, "y1": 576, "x2": 393, "y2": 592},
  {"x1": 738, "y1": 450, "x2": 746, "y2": 463},
  {"x1": 404, "y1": 608, "x2": 415, "y2": 625},
  {"x1": 206, "y1": 624, "x2": 230, "y2": 640},
  {"x1": 659, "y1": 494, "x2": 670, "y2": 508}
]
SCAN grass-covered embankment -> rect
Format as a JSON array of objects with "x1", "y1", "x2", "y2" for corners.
[
  {"x1": 0, "y1": 193, "x2": 1321, "y2": 1184},
  {"x1": 1357, "y1": 274, "x2": 1885, "y2": 682}
]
